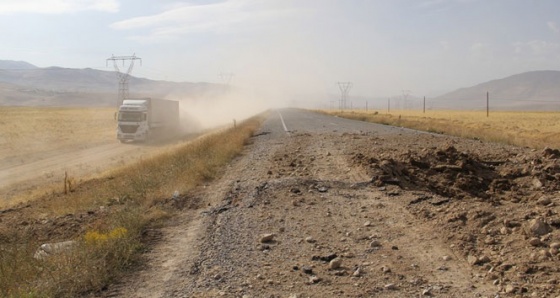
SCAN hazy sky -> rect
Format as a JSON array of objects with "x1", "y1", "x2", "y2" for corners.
[{"x1": 1, "y1": 0, "x2": 560, "y2": 98}]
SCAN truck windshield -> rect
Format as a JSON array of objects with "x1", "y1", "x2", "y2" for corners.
[{"x1": 118, "y1": 111, "x2": 144, "y2": 122}]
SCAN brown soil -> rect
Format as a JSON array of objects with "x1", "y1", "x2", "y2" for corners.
[{"x1": 101, "y1": 127, "x2": 559, "y2": 297}]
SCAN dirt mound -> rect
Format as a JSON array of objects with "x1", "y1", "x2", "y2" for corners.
[{"x1": 353, "y1": 143, "x2": 560, "y2": 202}]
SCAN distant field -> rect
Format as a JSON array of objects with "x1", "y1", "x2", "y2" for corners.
[
  {"x1": 0, "y1": 107, "x2": 115, "y2": 159},
  {"x1": 324, "y1": 110, "x2": 560, "y2": 149}
]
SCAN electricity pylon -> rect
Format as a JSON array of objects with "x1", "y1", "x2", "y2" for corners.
[
  {"x1": 106, "y1": 54, "x2": 142, "y2": 108},
  {"x1": 218, "y1": 72, "x2": 234, "y2": 85},
  {"x1": 402, "y1": 89, "x2": 410, "y2": 109},
  {"x1": 337, "y1": 82, "x2": 353, "y2": 110}
]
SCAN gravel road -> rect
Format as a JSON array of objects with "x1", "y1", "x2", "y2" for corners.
[{"x1": 100, "y1": 109, "x2": 560, "y2": 298}]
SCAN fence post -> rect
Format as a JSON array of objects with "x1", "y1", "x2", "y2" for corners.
[{"x1": 486, "y1": 92, "x2": 489, "y2": 117}]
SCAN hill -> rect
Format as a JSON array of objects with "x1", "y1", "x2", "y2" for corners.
[
  {"x1": 0, "y1": 61, "x2": 223, "y2": 107},
  {"x1": 0, "y1": 60, "x2": 38, "y2": 70},
  {"x1": 433, "y1": 70, "x2": 560, "y2": 110}
]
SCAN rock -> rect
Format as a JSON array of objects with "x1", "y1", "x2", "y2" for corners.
[
  {"x1": 34, "y1": 240, "x2": 77, "y2": 260},
  {"x1": 369, "y1": 240, "x2": 382, "y2": 248},
  {"x1": 309, "y1": 276, "x2": 321, "y2": 284},
  {"x1": 549, "y1": 248, "x2": 558, "y2": 255},
  {"x1": 422, "y1": 288, "x2": 432, "y2": 296},
  {"x1": 353, "y1": 267, "x2": 362, "y2": 277},
  {"x1": 302, "y1": 266, "x2": 313, "y2": 275},
  {"x1": 288, "y1": 294, "x2": 299, "y2": 298},
  {"x1": 442, "y1": 255, "x2": 451, "y2": 261},
  {"x1": 505, "y1": 284, "x2": 516, "y2": 294},
  {"x1": 467, "y1": 254, "x2": 479, "y2": 266},
  {"x1": 260, "y1": 233, "x2": 275, "y2": 243},
  {"x1": 290, "y1": 188, "x2": 301, "y2": 194},
  {"x1": 500, "y1": 226, "x2": 510, "y2": 235},
  {"x1": 539, "y1": 249, "x2": 551, "y2": 258},
  {"x1": 524, "y1": 218, "x2": 552, "y2": 236},
  {"x1": 529, "y1": 237, "x2": 542, "y2": 246},
  {"x1": 537, "y1": 196, "x2": 552, "y2": 205},
  {"x1": 311, "y1": 253, "x2": 337, "y2": 262},
  {"x1": 364, "y1": 221, "x2": 372, "y2": 227},
  {"x1": 550, "y1": 242, "x2": 560, "y2": 249},
  {"x1": 384, "y1": 283, "x2": 396, "y2": 290},
  {"x1": 329, "y1": 258, "x2": 342, "y2": 270},
  {"x1": 532, "y1": 178, "x2": 543, "y2": 189},
  {"x1": 305, "y1": 236, "x2": 316, "y2": 243},
  {"x1": 478, "y1": 255, "x2": 491, "y2": 264},
  {"x1": 317, "y1": 187, "x2": 328, "y2": 193},
  {"x1": 381, "y1": 265, "x2": 391, "y2": 273}
]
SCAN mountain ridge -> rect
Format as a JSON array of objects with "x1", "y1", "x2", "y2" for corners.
[
  {"x1": 433, "y1": 70, "x2": 560, "y2": 109},
  {"x1": 0, "y1": 60, "x2": 223, "y2": 106}
]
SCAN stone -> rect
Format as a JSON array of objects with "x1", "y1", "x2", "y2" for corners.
[
  {"x1": 305, "y1": 236, "x2": 316, "y2": 243},
  {"x1": 442, "y1": 255, "x2": 451, "y2": 261},
  {"x1": 260, "y1": 233, "x2": 275, "y2": 243},
  {"x1": 539, "y1": 249, "x2": 551, "y2": 258},
  {"x1": 422, "y1": 288, "x2": 432, "y2": 296},
  {"x1": 529, "y1": 237, "x2": 542, "y2": 246},
  {"x1": 505, "y1": 284, "x2": 516, "y2": 294},
  {"x1": 467, "y1": 254, "x2": 479, "y2": 266},
  {"x1": 478, "y1": 255, "x2": 491, "y2": 264},
  {"x1": 525, "y1": 218, "x2": 552, "y2": 236},
  {"x1": 34, "y1": 240, "x2": 77, "y2": 260},
  {"x1": 353, "y1": 267, "x2": 363, "y2": 277},
  {"x1": 384, "y1": 283, "x2": 396, "y2": 290},
  {"x1": 381, "y1": 265, "x2": 391, "y2": 273},
  {"x1": 532, "y1": 178, "x2": 543, "y2": 189},
  {"x1": 550, "y1": 242, "x2": 560, "y2": 249},
  {"x1": 329, "y1": 258, "x2": 342, "y2": 270},
  {"x1": 364, "y1": 221, "x2": 372, "y2": 227},
  {"x1": 537, "y1": 196, "x2": 552, "y2": 205},
  {"x1": 500, "y1": 226, "x2": 510, "y2": 235},
  {"x1": 302, "y1": 266, "x2": 313, "y2": 275},
  {"x1": 369, "y1": 240, "x2": 382, "y2": 248},
  {"x1": 309, "y1": 276, "x2": 321, "y2": 284}
]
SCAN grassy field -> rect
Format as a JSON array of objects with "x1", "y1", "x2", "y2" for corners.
[
  {"x1": 0, "y1": 107, "x2": 263, "y2": 297},
  {"x1": 324, "y1": 109, "x2": 560, "y2": 149},
  {"x1": 0, "y1": 107, "x2": 115, "y2": 159}
]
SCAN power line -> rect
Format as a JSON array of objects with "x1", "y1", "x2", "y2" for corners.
[{"x1": 106, "y1": 54, "x2": 142, "y2": 108}]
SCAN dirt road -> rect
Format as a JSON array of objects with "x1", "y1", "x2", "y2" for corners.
[
  {"x1": 0, "y1": 137, "x2": 191, "y2": 204},
  {"x1": 100, "y1": 109, "x2": 560, "y2": 297}
]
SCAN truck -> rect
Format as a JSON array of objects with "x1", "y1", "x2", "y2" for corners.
[{"x1": 116, "y1": 98, "x2": 180, "y2": 142}]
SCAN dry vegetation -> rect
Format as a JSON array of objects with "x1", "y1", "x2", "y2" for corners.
[
  {"x1": 323, "y1": 109, "x2": 560, "y2": 149},
  {"x1": 0, "y1": 113, "x2": 263, "y2": 297},
  {"x1": 0, "y1": 107, "x2": 115, "y2": 159}
]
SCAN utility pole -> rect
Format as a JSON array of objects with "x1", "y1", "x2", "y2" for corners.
[
  {"x1": 423, "y1": 96, "x2": 426, "y2": 114},
  {"x1": 486, "y1": 91, "x2": 489, "y2": 117},
  {"x1": 107, "y1": 54, "x2": 142, "y2": 109},
  {"x1": 337, "y1": 82, "x2": 353, "y2": 110}
]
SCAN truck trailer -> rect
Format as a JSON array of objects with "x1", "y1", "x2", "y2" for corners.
[{"x1": 117, "y1": 98, "x2": 180, "y2": 142}]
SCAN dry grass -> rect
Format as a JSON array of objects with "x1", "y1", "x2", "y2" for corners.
[
  {"x1": 0, "y1": 114, "x2": 264, "y2": 297},
  {"x1": 324, "y1": 109, "x2": 560, "y2": 149},
  {"x1": 0, "y1": 107, "x2": 115, "y2": 159}
]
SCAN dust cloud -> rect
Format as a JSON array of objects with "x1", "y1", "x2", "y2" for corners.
[{"x1": 171, "y1": 87, "x2": 271, "y2": 133}]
